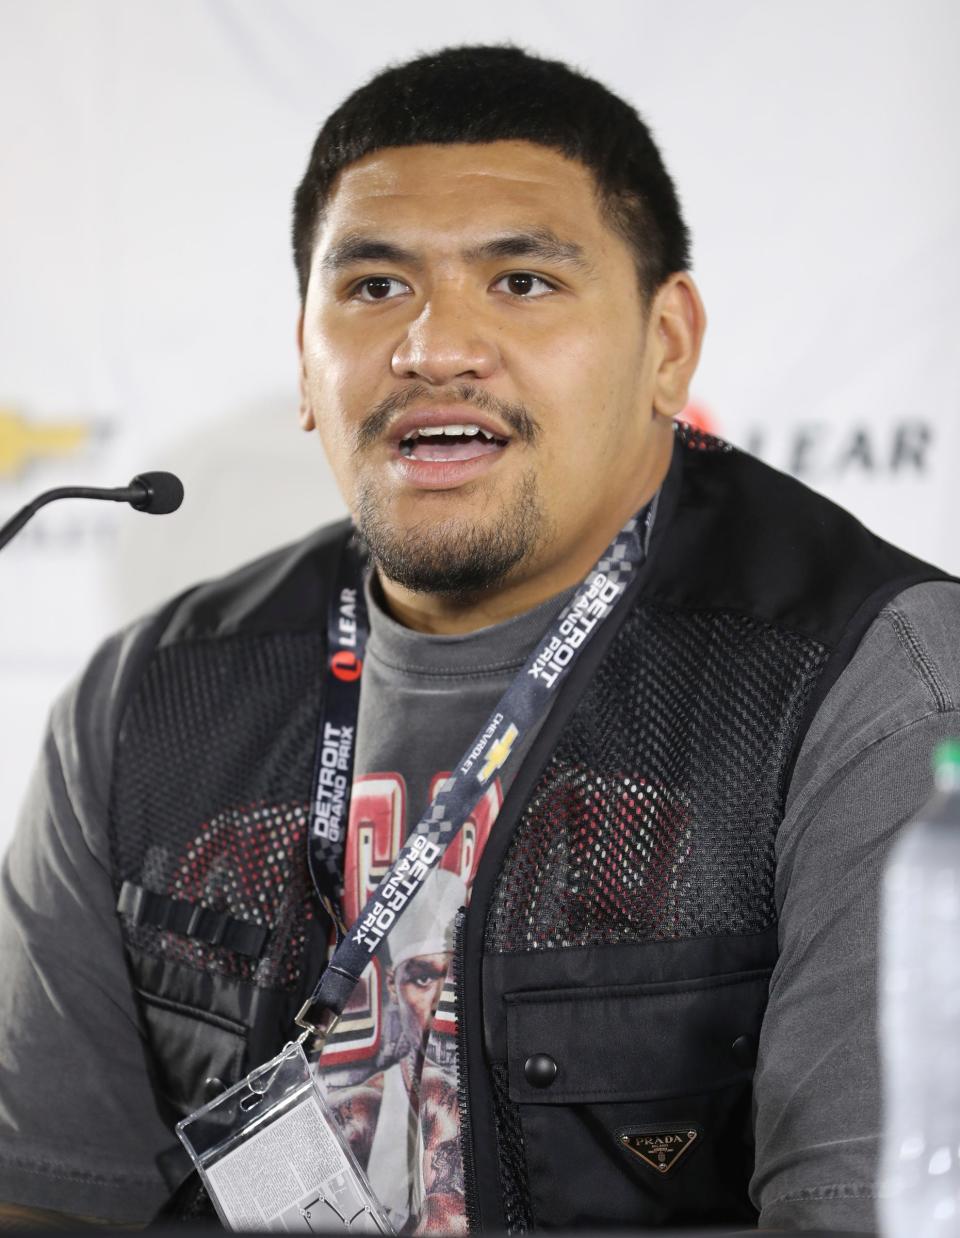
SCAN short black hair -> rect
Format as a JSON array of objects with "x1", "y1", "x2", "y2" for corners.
[{"x1": 292, "y1": 45, "x2": 691, "y2": 303}]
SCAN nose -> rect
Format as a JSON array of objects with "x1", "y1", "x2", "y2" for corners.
[{"x1": 391, "y1": 293, "x2": 501, "y2": 385}]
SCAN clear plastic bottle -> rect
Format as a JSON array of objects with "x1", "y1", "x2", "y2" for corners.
[{"x1": 880, "y1": 739, "x2": 960, "y2": 1237}]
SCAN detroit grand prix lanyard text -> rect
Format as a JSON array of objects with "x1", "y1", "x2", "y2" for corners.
[{"x1": 298, "y1": 507, "x2": 652, "y2": 1035}]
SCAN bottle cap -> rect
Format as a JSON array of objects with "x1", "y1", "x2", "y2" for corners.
[{"x1": 933, "y1": 739, "x2": 960, "y2": 789}]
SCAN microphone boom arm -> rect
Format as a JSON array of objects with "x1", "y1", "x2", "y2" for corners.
[{"x1": 0, "y1": 474, "x2": 181, "y2": 552}]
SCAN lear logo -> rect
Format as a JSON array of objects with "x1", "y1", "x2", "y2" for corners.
[
  {"x1": 617, "y1": 1126, "x2": 700, "y2": 1176},
  {"x1": 679, "y1": 399, "x2": 935, "y2": 481},
  {"x1": 0, "y1": 409, "x2": 95, "y2": 480},
  {"x1": 330, "y1": 650, "x2": 362, "y2": 682},
  {"x1": 478, "y1": 723, "x2": 519, "y2": 784}
]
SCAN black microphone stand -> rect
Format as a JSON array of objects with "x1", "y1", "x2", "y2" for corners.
[{"x1": 0, "y1": 475, "x2": 182, "y2": 552}]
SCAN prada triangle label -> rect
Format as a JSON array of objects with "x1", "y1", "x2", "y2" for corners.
[{"x1": 616, "y1": 1125, "x2": 701, "y2": 1175}]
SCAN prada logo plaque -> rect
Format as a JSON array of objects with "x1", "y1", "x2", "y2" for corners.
[{"x1": 616, "y1": 1125, "x2": 701, "y2": 1175}]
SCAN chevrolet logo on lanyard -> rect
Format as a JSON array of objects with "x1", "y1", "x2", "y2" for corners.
[{"x1": 477, "y1": 723, "x2": 519, "y2": 783}]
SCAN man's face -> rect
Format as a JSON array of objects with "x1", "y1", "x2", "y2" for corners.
[
  {"x1": 390, "y1": 953, "x2": 449, "y2": 1048},
  {"x1": 299, "y1": 140, "x2": 680, "y2": 608}
]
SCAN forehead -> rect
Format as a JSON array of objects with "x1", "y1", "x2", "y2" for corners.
[{"x1": 315, "y1": 140, "x2": 617, "y2": 257}]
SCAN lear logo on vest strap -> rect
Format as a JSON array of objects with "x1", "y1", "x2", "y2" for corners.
[
  {"x1": 616, "y1": 1126, "x2": 701, "y2": 1175},
  {"x1": 331, "y1": 650, "x2": 362, "y2": 682}
]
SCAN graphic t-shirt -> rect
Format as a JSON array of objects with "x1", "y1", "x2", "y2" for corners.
[{"x1": 309, "y1": 575, "x2": 573, "y2": 1234}]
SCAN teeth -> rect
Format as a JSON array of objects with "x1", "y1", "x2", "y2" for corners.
[
  {"x1": 400, "y1": 423, "x2": 503, "y2": 449},
  {"x1": 412, "y1": 424, "x2": 483, "y2": 438}
]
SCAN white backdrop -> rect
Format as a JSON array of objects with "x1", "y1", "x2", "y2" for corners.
[{"x1": 2, "y1": 0, "x2": 959, "y2": 845}]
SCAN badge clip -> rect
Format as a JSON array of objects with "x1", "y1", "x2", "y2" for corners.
[{"x1": 294, "y1": 997, "x2": 341, "y2": 1046}]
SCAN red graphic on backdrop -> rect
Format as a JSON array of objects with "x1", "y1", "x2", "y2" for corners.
[
  {"x1": 677, "y1": 401, "x2": 719, "y2": 437},
  {"x1": 331, "y1": 650, "x2": 363, "y2": 682}
]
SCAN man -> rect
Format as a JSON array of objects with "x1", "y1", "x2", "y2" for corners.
[{"x1": 1, "y1": 43, "x2": 958, "y2": 1233}]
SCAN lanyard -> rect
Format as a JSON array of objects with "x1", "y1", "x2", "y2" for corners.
[
  {"x1": 296, "y1": 503, "x2": 654, "y2": 1035},
  {"x1": 305, "y1": 536, "x2": 370, "y2": 924}
]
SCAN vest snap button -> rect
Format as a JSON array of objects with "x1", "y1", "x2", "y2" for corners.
[
  {"x1": 524, "y1": 1053, "x2": 558, "y2": 1088},
  {"x1": 731, "y1": 1035, "x2": 757, "y2": 1067},
  {"x1": 203, "y1": 1076, "x2": 226, "y2": 1101}
]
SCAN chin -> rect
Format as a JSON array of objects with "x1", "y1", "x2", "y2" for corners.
[
  {"x1": 357, "y1": 471, "x2": 547, "y2": 597},
  {"x1": 367, "y1": 528, "x2": 523, "y2": 596}
]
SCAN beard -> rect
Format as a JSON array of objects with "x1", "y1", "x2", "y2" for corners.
[{"x1": 355, "y1": 467, "x2": 549, "y2": 598}]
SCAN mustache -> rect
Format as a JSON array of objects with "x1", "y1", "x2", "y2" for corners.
[{"x1": 355, "y1": 384, "x2": 541, "y2": 453}]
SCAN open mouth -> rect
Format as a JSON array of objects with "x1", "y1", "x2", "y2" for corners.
[{"x1": 398, "y1": 423, "x2": 509, "y2": 462}]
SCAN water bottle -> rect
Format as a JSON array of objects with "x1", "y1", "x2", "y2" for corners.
[{"x1": 880, "y1": 739, "x2": 960, "y2": 1236}]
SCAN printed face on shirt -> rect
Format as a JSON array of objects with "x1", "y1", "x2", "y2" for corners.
[
  {"x1": 298, "y1": 140, "x2": 704, "y2": 615},
  {"x1": 389, "y1": 952, "x2": 450, "y2": 1046}
]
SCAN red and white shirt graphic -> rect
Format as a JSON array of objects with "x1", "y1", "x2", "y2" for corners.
[{"x1": 310, "y1": 770, "x2": 503, "y2": 1234}]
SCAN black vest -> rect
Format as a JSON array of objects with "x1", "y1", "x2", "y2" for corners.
[{"x1": 111, "y1": 427, "x2": 946, "y2": 1228}]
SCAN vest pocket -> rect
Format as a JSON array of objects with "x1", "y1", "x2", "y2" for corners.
[
  {"x1": 503, "y1": 968, "x2": 770, "y2": 1228},
  {"x1": 125, "y1": 948, "x2": 256, "y2": 1119},
  {"x1": 137, "y1": 988, "x2": 248, "y2": 1118}
]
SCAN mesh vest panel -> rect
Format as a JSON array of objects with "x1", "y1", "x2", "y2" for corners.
[
  {"x1": 483, "y1": 604, "x2": 828, "y2": 1231},
  {"x1": 110, "y1": 630, "x2": 324, "y2": 992}
]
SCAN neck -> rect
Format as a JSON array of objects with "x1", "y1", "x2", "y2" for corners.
[
  {"x1": 379, "y1": 566, "x2": 580, "y2": 636},
  {"x1": 377, "y1": 445, "x2": 670, "y2": 635}
]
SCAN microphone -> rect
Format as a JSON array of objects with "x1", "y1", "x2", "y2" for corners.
[
  {"x1": 0, "y1": 471, "x2": 184, "y2": 552},
  {"x1": 115, "y1": 471, "x2": 185, "y2": 515}
]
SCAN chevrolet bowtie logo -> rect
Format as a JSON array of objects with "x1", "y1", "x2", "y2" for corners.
[
  {"x1": 0, "y1": 409, "x2": 93, "y2": 480},
  {"x1": 477, "y1": 723, "x2": 519, "y2": 784}
]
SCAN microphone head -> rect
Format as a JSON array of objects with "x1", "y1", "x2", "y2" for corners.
[{"x1": 129, "y1": 471, "x2": 184, "y2": 515}]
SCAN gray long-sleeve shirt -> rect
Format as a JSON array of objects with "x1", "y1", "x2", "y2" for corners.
[{"x1": 0, "y1": 580, "x2": 958, "y2": 1227}]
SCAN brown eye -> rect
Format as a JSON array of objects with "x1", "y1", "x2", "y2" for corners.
[
  {"x1": 354, "y1": 276, "x2": 407, "y2": 302},
  {"x1": 507, "y1": 273, "x2": 535, "y2": 295},
  {"x1": 495, "y1": 272, "x2": 556, "y2": 298}
]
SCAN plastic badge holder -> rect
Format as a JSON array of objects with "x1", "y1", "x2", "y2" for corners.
[{"x1": 177, "y1": 1039, "x2": 393, "y2": 1233}]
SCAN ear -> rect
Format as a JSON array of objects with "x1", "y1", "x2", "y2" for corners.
[
  {"x1": 649, "y1": 273, "x2": 706, "y2": 418},
  {"x1": 296, "y1": 310, "x2": 316, "y2": 432}
]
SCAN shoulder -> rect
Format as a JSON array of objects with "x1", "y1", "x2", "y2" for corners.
[
  {"x1": 849, "y1": 580, "x2": 960, "y2": 725},
  {"x1": 877, "y1": 579, "x2": 960, "y2": 697},
  {"x1": 327, "y1": 1075, "x2": 386, "y2": 1139},
  {"x1": 159, "y1": 517, "x2": 353, "y2": 643},
  {"x1": 47, "y1": 519, "x2": 353, "y2": 841},
  {"x1": 787, "y1": 579, "x2": 960, "y2": 821},
  {"x1": 650, "y1": 429, "x2": 948, "y2": 647},
  {"x1": 69, "y1": 516, "x2": 352, "y2": 716}
]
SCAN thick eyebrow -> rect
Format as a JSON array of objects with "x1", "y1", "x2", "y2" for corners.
[
  {"x1": 462, "y1": 229, "x2": 593, "y2": 273},
  {"x1": 319, "y1": 234, "x2": 422, "y2": 275},
  {"x1": 319, "y1": 227, "x2": 592, "y2": 276}
]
